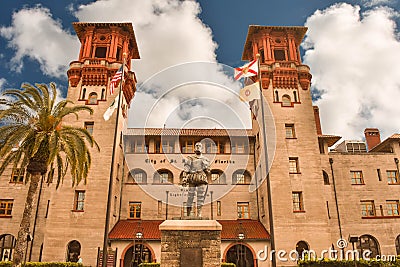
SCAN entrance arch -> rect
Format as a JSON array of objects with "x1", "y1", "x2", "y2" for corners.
[
  {"x1": 121, "y1": 242, "x2": 154, "y2": 267},
  {"x1": 224, "y1": 243, "x2": 256, "y2": 267}
]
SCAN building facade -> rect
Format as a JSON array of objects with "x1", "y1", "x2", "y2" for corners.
[{"x1": 0, "y1": 22, "x2": 399, "y2": 267}]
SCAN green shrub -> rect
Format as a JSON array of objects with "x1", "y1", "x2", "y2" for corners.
[
  {"x1": 221, "y1": 263, "x2": 236, "y2": 267},
  {"x1": 0, "y1": 262, "x2": 82, "y2": 267},
  {"x1": 138, "y1": 263, "x2": 160, "y2": 267}
]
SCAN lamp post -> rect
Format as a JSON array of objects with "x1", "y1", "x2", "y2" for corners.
[
  {"x1": 133, "y1": 231, "x2": 143, "y2": 267},
  {"x1": 237, "y1": 232, "x2": 245, "y2": 267}
]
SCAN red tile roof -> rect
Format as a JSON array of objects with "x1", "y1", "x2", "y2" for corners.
[
  {"x1": 125, "y1": 128, "x2": 254, "y2": 137},
  {"x1": 368, "y1": 133, "x2": 400, "y2": 152},
  {"x1": 109, "y1": 220, "x2": 269, "y2": 240}
]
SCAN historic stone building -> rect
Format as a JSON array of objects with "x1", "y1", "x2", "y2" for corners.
[{"x1": 0, "y1": 22, "x2": 399, "y2": 267}]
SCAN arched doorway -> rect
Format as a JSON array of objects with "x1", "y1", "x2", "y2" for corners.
[
  {"x1": 0, "y1": 234, "x2": 16, "y2": 261},
  {"x1": 66, "y1": 240, "x2": 81, "y2": 262},
  {"x1": 123, "y1": 243, "x2": 153, "y2": 267},
  {"x1": 357, "y1": 234, "x2": 380, "y2": 258},
  {"x1": 296, "y1": 241, "x2": 310, "y2": 259},
  {"x1": 226, "y1": 244, "x2": 255, "y2": 267}
]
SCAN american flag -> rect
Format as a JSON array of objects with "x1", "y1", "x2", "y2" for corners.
[{"x1": 109, "y1": 66, "x2": 123, "y2": 95}]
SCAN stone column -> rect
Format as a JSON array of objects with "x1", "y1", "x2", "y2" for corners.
[{"x1": 159, "y1": 220, "x2": 222, "y2": 267}]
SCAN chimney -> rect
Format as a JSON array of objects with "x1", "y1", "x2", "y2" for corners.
[
  {"x1": 364, "y1": 128, "x2": 381, "y2": 151},
  {"x1": 313, "y1": 106, "x2": 322, "y2": 135}
]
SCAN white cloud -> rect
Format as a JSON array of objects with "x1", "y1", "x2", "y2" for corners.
[
  {"x1": 0, "y1": 78, "x2": 6, "y2": 91},
  {"x1": 73, "y1": 0, "x2": 250, "y2": 129},
  {"x1": 303, "y1": 3, "x2": 400, "y2": 140},
  {"x1": 361, "y1": 0, "x2": 397, "y2": 7},
  {"x1": 73, "y1": 0, "x2": 217, "y2": 81},
  {"x1": 0, "y1": 5, "x2": 79, "y2": 78}
]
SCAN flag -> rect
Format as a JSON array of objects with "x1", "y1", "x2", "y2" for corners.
[
  {"x1": 234, "y1": 59, "x2": 258, "y2": 80},
  {"x1": 109, "y1": 66, "x2": 123, "y2": 95},
  {"x1": 239, "y1": 82, "x2": 260, "y2": 102},
  {"x1": 103, "y1": 94, "x2": 119, "y2": 121}
]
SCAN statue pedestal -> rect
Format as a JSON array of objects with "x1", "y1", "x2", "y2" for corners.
[{"x1": 159, "y1": 220, "x2": 222, "y2": 267}]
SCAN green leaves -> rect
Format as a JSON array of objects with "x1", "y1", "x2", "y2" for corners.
[{"x1": 0, "y1": 82, "x2": 99, "y2": 188}]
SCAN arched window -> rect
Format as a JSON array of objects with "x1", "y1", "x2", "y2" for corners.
[
  {"x1": 153, "y1": 169, "x2": 173, "y2": 184},
  {"x1": 323, "y1": 170, "x2": 330, "y2": 185},
  {"x1": 282, "y1": 95, "x2": 291, "y2": 107},
  {"x1": 66, "y1": 240, "x2": 81, "y2": 262},
  {"x1": 357, "y1": 235, "x2": 380, "y2": 258},
  {"x1": 233, "y1": 169, "x2": 251, "y2": 184},
  {"x1": 395, "y1": 235, "x2": 400, "y2": 255},
  {"x1": 274, "y1": 90, "x2": 279, "y2": 102},
  {"x1": 293, "y1": 91, "x2": 298, "y2": 102},
  {"x1": 129, "y1": 169, "x2": 147, "y2": 184},
  {"x1": 88, "y1": 92, "x2": 98, "y2": 104},
  {"x1": 210, "y1": 169, "x2": 226, "y2": 184},
  {"x1": 101, "y1": 88, "x2": 106, "y2": 100},
  {"x1": 81, "y1": 88, "x2": 86, "y2": 100},
  {"x1": 296, "y1": 241, "x2": 309, "y2": 259},
  {"x1": 0, "y1": 234, "x2": 16, "y2": 261}
]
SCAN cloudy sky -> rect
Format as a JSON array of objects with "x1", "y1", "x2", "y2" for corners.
[{"x1": 0, "y1": 0, "x2": 399, "y2": 141}]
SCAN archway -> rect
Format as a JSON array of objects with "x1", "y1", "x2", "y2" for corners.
[
  {"x1": 357, "y1": 234, "x2": 380, "y2": 258},
  {"x1": 122, "y1": 243, "x2": 153, "y2": 267},
  {"x1": 225, "y1": 243, "x2": 255, "y2": 267},
  {"x1": 0, "y1": 234, "x2": 16, "y2": 261},
  {"x1": 66, "y1": 240, "x2": 81, "y2": 262}
]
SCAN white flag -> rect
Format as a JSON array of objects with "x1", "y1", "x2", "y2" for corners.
[
  {"x1": 239, "y1": 83, "x2": 260, "y2": 102},
  {"x1": 103, "y1": 94, "x2": 119, "y2": 121}
]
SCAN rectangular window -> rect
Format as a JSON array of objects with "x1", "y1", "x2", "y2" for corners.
[
  {"x1": 74, "y1": 191, "x2": 85, "y2": 211},
  {"x1": 84, "y1": 121, "x2": 94, "y2": 135},
  {"x1": 0, "y1": 200, "x2": 13, "y2": 217},
  {"x1": 377, "y1": 169, "x2": 382, "y2": 181},
  {"x1": 285, "y1": 124, "x2": 295, "y2": 138},
  {"x1": 113, "y1": 196, "x2": 117, "y2": 216},
  {"x1": 231, "y1": 140, "x2": 248, "y2": 154},
  {"x1": 260, "y1": 197, "x2": 265, "y2": 216},
  {"x1": 292, "y1": 192, "x2": 304, "y2": 212},
  {"x1": 350, "y1": 171, "x2": 364, "y2": 185},
  {"x1": 134, "y1": 172, "x2": 144, "y2": 183},
  {"x1": 10, "y1": 168, "x2": 24, "y2": 183},
  {"x1": 289, "y1": 157, "x2": 299, "y2": 173},
  {"x1": 235, "y1": 173, "x2": 245, "y2": 184},
  {"x1": 162, "y1": 139, "x2": 174, "y2": 153},
  {"x1": 133, "y1": 139, "x2": 148, "y2": 153},
  {"x1": 129, "y1": 202, "x2": 141, "y2": 219},
  {"x1": 387, "y1": 170, "x2": 399, "y2": 184},
  {"x1": 237, "y1": 202, "x2": 250, "y2": 219},
  {"x1": 217, "y1": 201, "x2": 221, "y2": 216},
  {"x1": 274, "y1": 49, "x2": 286, "y2": 61},
  {"x1": 387, "y1": 200, "x2": 399, "y2": 216},
  {"x1": 181, "y1": 140, "x2": 196, "y2": 154},
  {"x1": 361, "y1": 200, "x2": 375, "y2": 217},
  {"x1": 158, "y1": 201, "x2": 162, "y2": 215},
  {"x1": 45, "y1": 200, "x2": 50, "y2": 218}
]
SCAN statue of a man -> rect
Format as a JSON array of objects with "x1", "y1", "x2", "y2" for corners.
[{"x1": 181, "y1": 142, "x2": 210, "y2": 217}]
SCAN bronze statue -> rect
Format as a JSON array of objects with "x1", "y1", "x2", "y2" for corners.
[{"x1": 181, "y1": 142, "x2": 210, "y2": 217}]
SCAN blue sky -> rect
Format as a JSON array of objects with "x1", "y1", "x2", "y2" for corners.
[{"x1": 0, "y1": 0, "x2": 399, "y2": 140}]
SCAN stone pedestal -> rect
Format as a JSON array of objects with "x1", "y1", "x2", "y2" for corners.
[{"x1": 159, "y1": 220, "x2": 222, "y2": 267}]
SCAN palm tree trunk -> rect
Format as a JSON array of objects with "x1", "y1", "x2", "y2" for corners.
[{"x1": 12, "y1": 173, "x2": 41, "y2": 267}]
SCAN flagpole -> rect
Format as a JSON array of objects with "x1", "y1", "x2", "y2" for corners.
[
  {"x1": 256, "y1": 53, "x2": 276, "y2": 267},
  {"x1": 102, "y1": 54, "x2": 126, "y2": 267}
]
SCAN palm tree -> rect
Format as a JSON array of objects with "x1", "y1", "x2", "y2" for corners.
[{"x1": 0, "y1": 83, "x2": 100, "y2": 267}]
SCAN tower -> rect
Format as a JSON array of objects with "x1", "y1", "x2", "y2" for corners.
[
  {"x1": 243, "y1": 25, "x2": 334, "y2": 264},
  {"x1": 36, "y1": 23, "x2": 140, "y2": 266}
]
